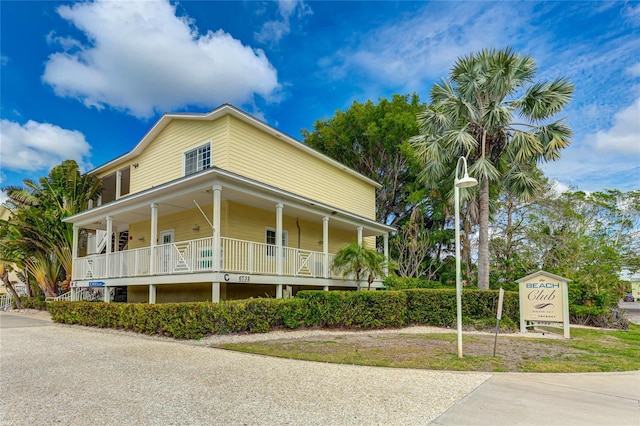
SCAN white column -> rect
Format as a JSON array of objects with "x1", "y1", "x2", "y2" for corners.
[
  {"x1": 103, "y1": 287, "x2": 110, "y2": 303},
  {"x1": 71, "y1": 287, "x2": 77, "y2": 302},
  {"x1": 212, "y1": 282, "x2": 220, "y2": 303},
  {"x1": 323, "y1": 217, "x2": 329, "y2": 278},
  {"x1": 323, "y1": 285, "x2": 329, "y2": 292},
  {"x1": 72, "y1": 225, "x2": 79, "y2": 260},
  {"x1": 115, "y1": 170, "x2": 122, "y2": 200},
  {"x1": 383, "y1": 233, "x2": 389, "y2": 275},
  {"x1": 105, "y1": 216, "x2": 112, "y2": 277},
  {"x1": 150, "y1": 203, "x2": 158, "y2": 275},
  {"x1": 212, "y1": 185, "x2": 221, "y2": 272},
  {"x1": 88, "y1": 199, "x2": 93, "y2": 209},
  {"x1": 149, "y1": 284, "x2": 156, "y2": 304},
  {"x1": 276, "y1": 284, "x2": 283, "y2": 299},
  {"x1": 276, "y1": 203, "x2": 283, "y2": 276},
  {"x1": 97, "y1": 194, "x2": 102, "y2": 207},
  {"x1": 357, "y1": 226, "x2": 363, "y2": 246}
]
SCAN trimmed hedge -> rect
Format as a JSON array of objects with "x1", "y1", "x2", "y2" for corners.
[
  {"x1": 404, "y1": 288, "x2": 519, "y2": 328},
  {"x1": 48, "y1": 288, "x2": 520, "y2": 339}
]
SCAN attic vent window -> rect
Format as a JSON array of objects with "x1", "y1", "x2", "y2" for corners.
[{"x1": 184, "y1": 143, "x2": 211, "y2": 176}]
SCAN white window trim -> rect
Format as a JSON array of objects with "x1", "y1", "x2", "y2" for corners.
[
  {"x1": 265, "y1": 227, "x2": 288, "y2": 257},
  {"x1": 182, "y1": 141, "x2": 212, "y2": 176}
]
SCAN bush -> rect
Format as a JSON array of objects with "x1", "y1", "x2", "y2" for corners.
[
  {"x1": 404, "y1": 288, "x2": 520, "y2": 327},
  {"x1": 383, "y1": 276, "x2": 448, "y2": 290},
  {"x1": 49, "y1": 288, "x2": 521, "y2": 339},
  {"x1": 297, "y1": 290, "x2": 406, "y2": 328},
  {"x1": 20, "y1": 296, "x2": 47, "y2": 310},
  {"x1": 570, "y1": 305, "x2": 629, "y2": 329}
]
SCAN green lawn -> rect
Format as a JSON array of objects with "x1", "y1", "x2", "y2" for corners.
[{"x1": 214, "y1": 324, "x2": 640, "y2": 373}]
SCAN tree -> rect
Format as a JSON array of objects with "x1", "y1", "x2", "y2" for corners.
[
  {"x1": 332, "y1": 241, "x2": 387, "y2": 290},
  {"x1": 1, "y1": 160, "x2": 101, "y2": 296},
  {"x1": 303, "y1": 94, "x2": 426, "y2": 227},
  {"x1": 411, "y1": 47, "x2": 574, "y2": 289}
]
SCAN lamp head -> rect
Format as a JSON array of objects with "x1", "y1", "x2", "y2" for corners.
[{"x1": 456, "y1": 175, "x2": 478, "y2": 188}]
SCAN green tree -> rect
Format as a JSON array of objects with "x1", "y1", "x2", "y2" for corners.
[
  {"x1": 1, "y1": 160, "x2": 101, "y2": 296},
  {"x1": 303, "y1": 94, "x2": 426, "y2": 227},
  {"x1": 332, "y1": 241, "x2": 388, "y2": 290},
  {"x1": 411, "y1": 47, "x2": 574, "y2": 289}
]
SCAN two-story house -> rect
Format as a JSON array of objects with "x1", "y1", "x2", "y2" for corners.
[{"x1": 65, "y1": 104, "x2": 393, "y2": 303}]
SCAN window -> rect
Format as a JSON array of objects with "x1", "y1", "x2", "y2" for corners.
[
  {"x1": 265, "y1": 228, "x2": 288, "y2": 257},
  {"x1": 184, "y1": 143, "x2": 211, "y2": 176}
]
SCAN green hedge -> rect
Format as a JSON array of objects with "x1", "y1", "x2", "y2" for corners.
[
  {"x1": 49, "y1": 289, "x2": 520, "y2": 339},
  {"x1": 296, "y1": 290, "x2": 406, "y2": 328},
  {"x1": 404, "y1": 288, "x2": 519, "y2": 328}
]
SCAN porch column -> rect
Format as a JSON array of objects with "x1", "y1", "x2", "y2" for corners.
[
  {"x1": 211, "y1": 282, "x2": 220, "y2": 303},
  {"x1": 212, "y1": 185, "x2": 221, "y2": 272},
  {"x1": 72, "y1": 225, "x2": 79, "y2": 260},
  {"x1": 115, "y1": 170, "x2": 122, "y2": 200},
  {"x1": 323, "y1": 285, "x2": 329, "y2": 292},
  {"x1": 323, "y1": 217, "x2": 329, "y2": 278},
  {"x1": 97, "y1": 194, "x2": 102, "y2": 207},
  {"x1": 88, "y1": 199, "x2": 93, "y2": 209},
  {"x1": 383, "y1": 233, "x2": 389, "y2": 275},
  {"x1": 150, "y1": 203, "x2": 158, "y2": 275},
  {"x1": 357, "y1": 226, "x2": 363, "y2": 246},
  {"x1": 103, "y1": 287, "x2": 110, "y2": 303},
  {"x1": 276, "y1": 284, "x2": 283, "y2": 299},
  {"x1": 105, "y1": 216, "x2": 113, "y2": 277},
  {"x1": 149, "y1": 284, "x2": 156, "y2": 304},
  {"x1": 71, "y1": 287, "x2": 77, "y2": 301},
  {"x1": 276, "y1": 203, "x2": 283, "y2": 276}
]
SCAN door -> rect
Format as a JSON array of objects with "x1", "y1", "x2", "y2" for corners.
[{"x1": 159, "y1": 230, "x2": 174, "y2": 273}]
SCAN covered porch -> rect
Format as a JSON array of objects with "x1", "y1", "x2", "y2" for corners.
[{"x1": 66, "y1": 167, "x2": 393, "y2": 303}]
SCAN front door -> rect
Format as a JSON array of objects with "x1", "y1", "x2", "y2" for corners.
[{"x1": 159, "y1": 229, "x2": 174, "y2": 273}]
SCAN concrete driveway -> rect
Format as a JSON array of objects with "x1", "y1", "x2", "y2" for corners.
[{"x1": 1, "y1": 311, "x2": 638, "y2": 425}]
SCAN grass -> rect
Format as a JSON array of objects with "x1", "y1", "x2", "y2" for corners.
[{"x1": 214, "y1": 323, "x2": 640, "y2": 373}]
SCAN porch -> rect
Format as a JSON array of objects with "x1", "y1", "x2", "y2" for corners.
[{"x1": 72, "y1": 236, "x2": 337, "y2": 281}]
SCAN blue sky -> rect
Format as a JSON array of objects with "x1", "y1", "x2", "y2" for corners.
[{"x1": 1, "y1": 0, "x2": 639, "y2": 205}]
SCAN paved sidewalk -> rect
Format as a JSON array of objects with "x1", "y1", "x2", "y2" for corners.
[
  {"x1": 1, "y1": 310, "x2": 638, "y2": 425},
  {"x1": 432, "y1": 371, "x2": 640, "y2": 425}
]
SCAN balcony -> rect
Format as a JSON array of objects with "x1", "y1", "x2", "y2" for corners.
[{"x1": 72, "y1": 236, "x2": 337, "y2": 281}]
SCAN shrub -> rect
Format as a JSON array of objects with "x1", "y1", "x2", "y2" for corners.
[
  {"x1": 570, "y1": 305, "x2": 629, "y2": 329},
  {"x1": 20, "y1": 296, "x2": 47, "y2": 310},
  {"x1": 383, "y1": 276, "x2": 448, "y2": 290}
]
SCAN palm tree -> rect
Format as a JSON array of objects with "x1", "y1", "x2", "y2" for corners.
[
  {"x1": 2, "y1": 160, "x2": 101, "y2": 296},
  {"x1": 332, "y1": 241, "x2": 388, "y2": 290},
  {"x1": 411, "y1": 47, "x2": 573, "y2": 289}
]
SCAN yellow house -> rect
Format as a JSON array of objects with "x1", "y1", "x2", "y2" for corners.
[{"x1": 64, "y1": 104, "x2": 393, "y2": 303}]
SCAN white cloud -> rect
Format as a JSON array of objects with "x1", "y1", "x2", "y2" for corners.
[
  {"x1": 628, "y1": 63, "x2": 640, "y2": 77},
  {"x1": 592, "y1": 98, "x2": 640, "y2": 154},
  {"x1": 42, "y1": 0, "x2": 280, "y2": 118},
  {"x1": 0, "y1": 119, "x2": 92, "y2": 174},
  {"x1": 254, "y1": 0, "x2": 313, "y2": 43},
  {"x1": 321, "y1": 2, "x2": 534, "y2": 92},
  {"x1": 255, "y1": 1, "x2": 312, "y2": 44}
]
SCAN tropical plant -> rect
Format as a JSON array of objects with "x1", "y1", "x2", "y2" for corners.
[
  {"x1": 1, "y1": 160, "x2": 101, "y2": 296},
  {"x1": 411, "y1": 47, "x2": 574, "y2": 289},
  {"x1": 331, "y1": 241, "x2": 388, "y2": 290}
]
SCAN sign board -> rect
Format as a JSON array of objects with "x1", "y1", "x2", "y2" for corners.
[
  {"x1": 88, "y1": 281, "x2": 106, "y2": 287},
  {"x1": 517, "y1": 271, "x2": 570, "y2": 338}
]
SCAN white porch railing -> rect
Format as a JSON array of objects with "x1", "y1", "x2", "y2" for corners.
[
  {"x1": 0, "y1": 293, "x2": 14, "y2": 311},
  {"x1": 72, "y1": 236, "x2": 333, "y2": 281}
]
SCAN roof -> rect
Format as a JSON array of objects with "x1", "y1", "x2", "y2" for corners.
[
  {"x1": 516, "y1": 270, "x2": 572, "y2": 283},
  {"x1": 89, "y1": 104, "x2": 381, "y2": 188}
]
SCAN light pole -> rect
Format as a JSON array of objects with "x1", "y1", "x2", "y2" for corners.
[{"x1": 454, "y1": 156, "x2": 478, "y2": 358}]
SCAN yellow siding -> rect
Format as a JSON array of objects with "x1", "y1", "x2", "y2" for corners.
[
  {"x1": 129, "y1": 119, "x2": 228, "y2": 194},
  {"x1": 226, "y1": 116, "x2": 376, "y2": 219},
  {"x1": 128, "y1": 200, "x2": 356, "y2": 253}
]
